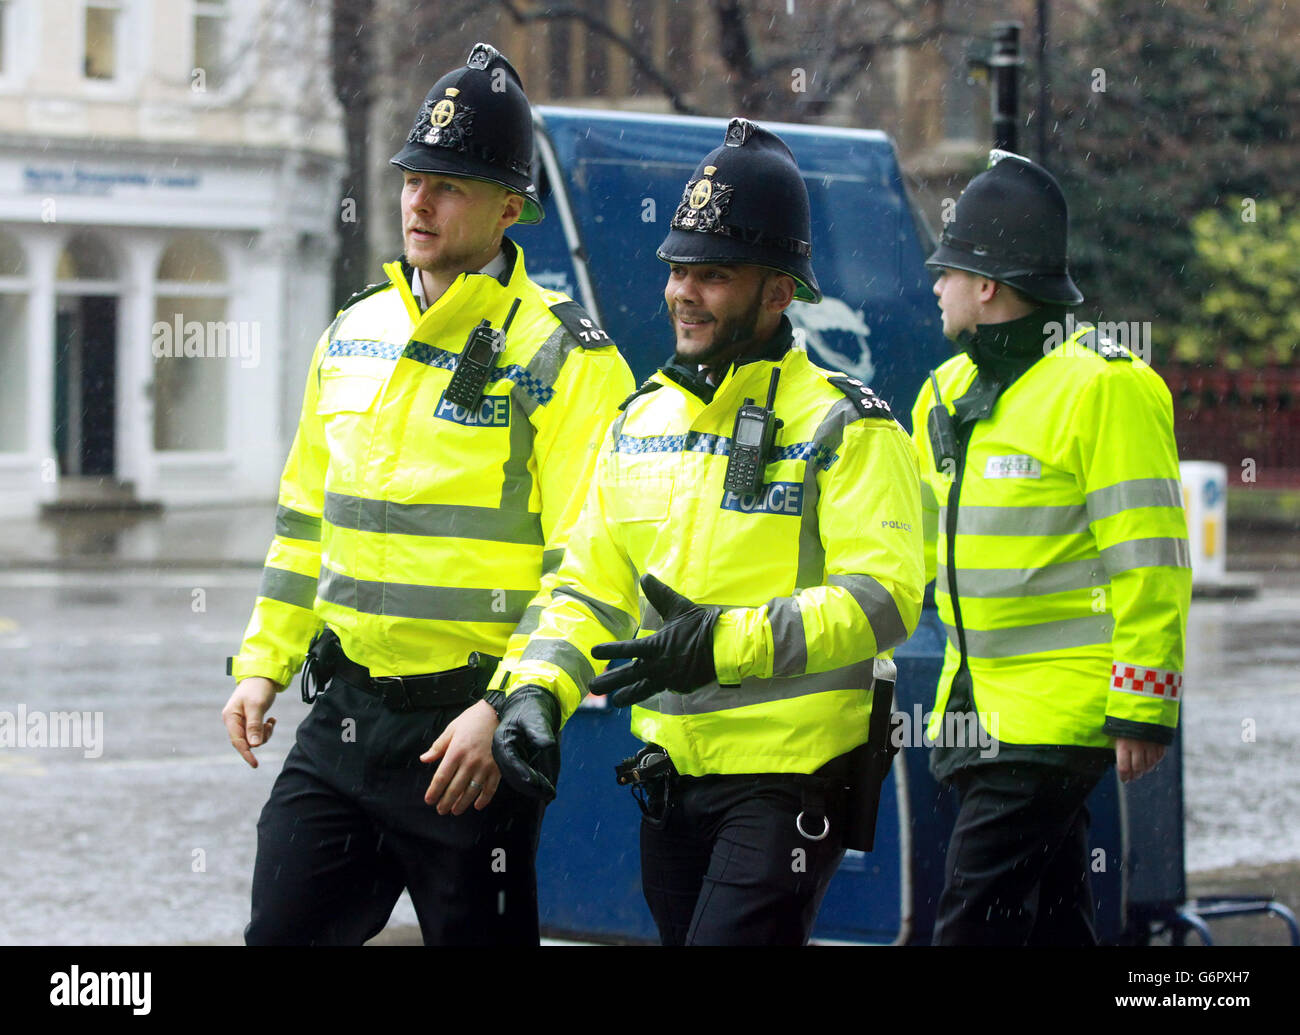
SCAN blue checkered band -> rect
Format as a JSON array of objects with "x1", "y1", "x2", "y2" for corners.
[
  {"x1": 613, "y1": 431, "x2": 730, "y2": 456},
  {"x1": 773, "y1": 442, "x2": 838, "y2": 469},
  {"x1": 327, "y1": 339, "x2": 406, "y2": 361},
  {"x1": 503, "y1": 364, "x2": 554, "y2": 405},
  {"x1": 614, "y1": 433, "x2": 837, "y2": 470},
  {"x1": 401, "y1": 341, "x2": 459, "y2": 373},
  {"x1": 685, "y1": 431, "x2": 732, "y2": 456},
  {"x1": 336, "y1": 339, "x2": 557, "y2": 407},
  {"x1": 615, "y1": 433, "x2": 688, "y2": 455}
]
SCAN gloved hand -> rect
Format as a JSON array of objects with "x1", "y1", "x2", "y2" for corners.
[
  {"x1": 588, "y1": 574, "x2": 722, "y2": 708},
  {"x1": 491, "y1": 684, "x2": 562, "y2": 803}
]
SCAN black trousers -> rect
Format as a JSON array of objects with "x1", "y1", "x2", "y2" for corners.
[
  {"x1": 932, "y1": 762, "x2": 1102, "y2": 946},
  {"x1": 639, "y1": 772, "x2": 846, "y2": 946},
  {"x1": 245, "y1": 674, "x2": 544, "y2": 946}
]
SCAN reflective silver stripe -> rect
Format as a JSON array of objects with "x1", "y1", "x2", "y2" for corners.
[
  {"x1": 638, "y1": 658, "x2": 875, "y2": 716},
  {"x1": 639, "y1": 595, "x2": 662, "y2": 633},
  {"x1": 542, "y1": 549, "x2": 565, "y2": 577},
  {"x1": 936, "y1": 558, "x2": 1107, "y2": 598},
  {"x1": 1099, "y1": 536, "x2": 1192, "y2": 574},
  {"x1": 520, "y1": 637, "x2": 594, "y2": 686},
  {"x1": 520, "y1": 324, "x2": 575, "y2": 413},
  {"x1": 504, "y1": 324, "x2": 570, "y2": 420},
  {"x1": 791, "y1": 396, "x2": 857, "y2": 589},
  {"x1": 810, "y1": 397, "x2": 857, "y2": 454},
  {"x1": 795, "y1": 496, "x2": 824, "y2": 590},
  {"x1": 499, "y1": 398, "x2": 535, "y2": 512},
  {"x1": 513, "y1": 604, "x2": 545, "y2": 638},
  {"x1": 553, "y1": 585, "x2": 638, "y2": 640},
  {"x1": 258, "y1": 567, "x2": 317, "y2": 610},
  {"x1": 323, "y1": 491, "x2": 542, "y2": 545},
  {"x1": 942, "y1": 504, "x2": 1092, "y2": 536},
  {"x1": 766, "y1": 597, "x2": 807, "y2": 678},
  {"x1": 317, "y1": 567, "x2": 531, "y2": 622},
  {"x1": 1086, "y1": 478, "x2": 1183, "y2": 522},
  {"x1": 945, "y1": 613, "x2": 1114, "y2": 658},
  {"x1": 639, "y1": 595, "x2": 753, "y2": 636},
  {"x1": 275, "y1": 506, "x2": 322, "y2": 542},
  {"x1": 795, "y1": 427, "x2": 828, "y2": 591},
  {"x1": 608, "y1": 409, "x2": 631, "y2": 441},
  {"x1": 829, "y1": 574, "x2": 908, "y2": 652}
]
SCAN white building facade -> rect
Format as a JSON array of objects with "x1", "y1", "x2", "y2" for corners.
[{"x1": 0, "y1": 0, "x2": 344, "y2": 515}]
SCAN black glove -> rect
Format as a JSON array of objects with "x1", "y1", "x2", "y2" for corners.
[
  {"x1": 491, "y1": 684, "x2": 562, "y2": 803},
  {"x1": 588, "y1": 574, "x2": 722, "y2": 708}
]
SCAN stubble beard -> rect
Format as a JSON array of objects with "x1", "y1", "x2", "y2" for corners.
[
  {"x1": 407, "y1": 233, "x2": 501, "y2": 283},
  {"x1": 670, "y1": 281, "x2": 766, "y2": 371}
]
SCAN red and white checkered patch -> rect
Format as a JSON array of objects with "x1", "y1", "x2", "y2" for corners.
[{"x1": 1110, "y1": 662, "x2": 1182, "y2": 700}]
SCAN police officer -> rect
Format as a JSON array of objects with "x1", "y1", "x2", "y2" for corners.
[
  {"x1": 485, "y1": 119, "x2": 926, "y2": 945},
  {"x1": 912, "y1": 151, "x2": 1190, "y2": 945},
  {"x1": 220, "y1": 43, "x2": 633, "y2": 945}
]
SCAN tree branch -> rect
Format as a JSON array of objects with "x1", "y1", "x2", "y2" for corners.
[{"x1": 495, "y1": 0, "x2": 700, "y2": 114}]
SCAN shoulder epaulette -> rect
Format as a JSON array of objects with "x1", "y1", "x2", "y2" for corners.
[
  {"x1": 828, "y1": 375, "x2": 895, "y2": 421},
  {"x1": 618, "y1": 379, "x2": 662, "y2": 412},
  {"x1": 550, "y1": 300, "x2": 614, "y2": 348},
  {"x1": 1082, "y1": 327, "x2": 1133, "y2": 362},
  {"x1": 1097, "y1": 337, "x2": 1133, "y2": 362},
  {"x1": 338, "y1": 279, "x2": 389, "y2": 314}
]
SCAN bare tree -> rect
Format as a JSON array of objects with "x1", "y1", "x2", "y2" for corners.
[
  {"x1": 493, "y1": 0, "x2": 954, "y2": 121},
  {"x1": 331, "y1": 0, "x2": 377, "y2": 306}
]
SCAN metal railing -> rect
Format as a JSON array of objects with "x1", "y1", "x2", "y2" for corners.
[{"x1": 1162, "y1": 364, "x2": 1300, "y2": 487}]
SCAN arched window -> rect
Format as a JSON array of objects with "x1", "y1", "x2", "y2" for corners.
[
  {"x1": 0, "y1": 229, "x2": 28, "y2": 451},
  {"x1": 157, "y1": 234, "x2": 227, "y2": 285},
  {"x1": 55, "y1": 230, "x2": 119, "y2": 282},
  {"x1": 53, "y1": 231, "x2": 121, "y2": 477},
  {"x1": 152, "y1": 233, "x2": 230, "y2": 451}
]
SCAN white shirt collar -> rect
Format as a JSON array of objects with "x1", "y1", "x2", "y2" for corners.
[{"x1": 410, "y1": 247, "x2": 509, "y2": 312}]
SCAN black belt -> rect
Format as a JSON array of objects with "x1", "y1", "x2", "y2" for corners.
[
  {"x1": 301, "y1": 628, "x2": 499, "y2": 712},
  {"x1": 334, "y1": 651, "x2": 498, "y2": 711}
]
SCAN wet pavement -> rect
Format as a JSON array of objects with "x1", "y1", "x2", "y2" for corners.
[{"x1": 0, "y1": 505, "x2": 1296, "y2": 944}]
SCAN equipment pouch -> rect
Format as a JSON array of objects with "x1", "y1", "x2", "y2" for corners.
[
  {"x1": 300, "y1": 627, "x2": 342, "y2": 704},
  {"x1": 842, "y1": 659, "x2": 900, "y2": 852},
  {"x1": 615, "y1": 744, "x2": 677, "y2": 828}
]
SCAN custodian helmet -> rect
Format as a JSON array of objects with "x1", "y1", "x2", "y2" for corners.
[
  {"x1": 657, "y1": 118, "x2": 821, "y2": 303},
  {"x1": 390, "y1": 42, "x2": 543, "y2": 224},
  {"x1": 925, "y1": 149, "x2": 1083, "y2": 305}
]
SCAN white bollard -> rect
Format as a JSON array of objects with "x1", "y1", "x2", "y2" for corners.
[{"x1": 1179, "y1": 461, "x2": 1228, "y2": 586}]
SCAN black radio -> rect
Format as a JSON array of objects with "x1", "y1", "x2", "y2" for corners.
[
  {"x1": 926, "y1": 370, "x2": 959, "y2": 473},
  {"x1": 724, "y1": 368, "x2": 782, "y2": 497},
  {"x1": 443, "y1": 298, "x2": 521, "y2": 410}
]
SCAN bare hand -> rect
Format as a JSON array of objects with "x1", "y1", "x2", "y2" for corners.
[
  {"x1": 222, "y1": 677, "x2": 281, "y2": 768},
  {"x1": 1115, "y1": 736, "x2": 1166, "y2": 783},
  {"x1": 420, "y1": 700, "x2": 501, "y2": 815}
]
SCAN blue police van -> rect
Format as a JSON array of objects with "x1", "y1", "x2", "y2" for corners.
[
  {"x1": 515, "y1": 107, "x2": 945, "y2": 408},
  {"x1": 511, "y1": 107, "x2": 1192, "y2": 945}
]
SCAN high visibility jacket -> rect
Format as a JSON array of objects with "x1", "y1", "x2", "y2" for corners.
[
  {"x1": 231, "y1": 239, "x2": 634, "y2": 685},
  {"x1": 500, "y1": 324, "x2": 926, "y2": 776},
  {"x1": 910, "y1": 322, "x2": 1190, "y2": 754}
]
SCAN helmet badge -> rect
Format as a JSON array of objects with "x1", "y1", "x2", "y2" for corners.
[
  {"x1": 689, "y1": 166, "x2": 717, "y2": 210},
  {"x1": 431, "y1": 88, "x2": 459, "y2": 129},
  {"x1": 420, "y1": 88, "x2": 473, "y2": 150},
  {"x1": 673, "y1": 166, "x2": 733, "y2": 233}
]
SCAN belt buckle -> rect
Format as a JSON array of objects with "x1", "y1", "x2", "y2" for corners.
[{"x1": 372, "y1": 675, "x2": 412, "y2": 711}]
